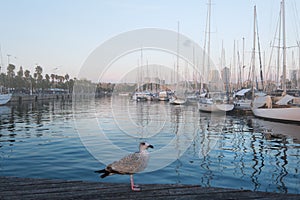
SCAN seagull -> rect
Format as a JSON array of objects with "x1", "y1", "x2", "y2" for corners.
[{"x1": 95, "y1": 142, "x2": 154, "y2": 191}]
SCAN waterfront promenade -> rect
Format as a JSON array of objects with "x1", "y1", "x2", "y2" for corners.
[
  {"x1": 8, "y1": 93, "x2": 71, "y2": 104},
  {"x1": 1, "y1": 176, "x2": 299, "y2": 200}
]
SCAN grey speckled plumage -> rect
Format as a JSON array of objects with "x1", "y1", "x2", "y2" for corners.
[
  {"x1": 95, "y1": 142, "x2": 153, "y2": 191},
  {"x1": 106, "y1": 150, "x2": 150, "y2": 175}
]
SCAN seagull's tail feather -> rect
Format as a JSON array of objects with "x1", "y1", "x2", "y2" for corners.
[{"x1": 94, "y1": 169, "x2": 110, "y2": 179}]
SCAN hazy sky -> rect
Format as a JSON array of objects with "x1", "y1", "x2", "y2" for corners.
[{"x1": 0, "y1": 0, "x2": 299, "y2": 81}]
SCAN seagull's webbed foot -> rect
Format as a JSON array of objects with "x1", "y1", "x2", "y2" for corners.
[
  {"x1": 130, "y1": 174, "x2": 141, "y2": 191},
  {"x1": 131, "y1": 184, "x2": 141, "y2": 191}
]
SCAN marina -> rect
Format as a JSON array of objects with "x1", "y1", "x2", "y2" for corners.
[
  {"x1": 8, "y1": 93, "x2": 72, "y2": 104},
  {"x1": 1, "y1": 0, "x2": 300, "y2": 198},
  {"x1": 0, "y1": 97, "x2": 300, "y2": 195}
]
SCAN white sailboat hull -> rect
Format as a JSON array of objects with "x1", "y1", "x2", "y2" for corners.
[
  {"x1": 215, "y1": 104, "x2": 235, "y2": 112},
  {"x1": 198, "y1": 101, "x2": 234, "y2": 112},
  {"x1": 132, "y1": 92, "x2": 152, "y2": 101},
  {"x1": 169, "y1": 96, "x2": 186, "y2": 105},
  {"x1": 159, "y1": 97, "x2": 169, "y2": 101},
  {"x1": 234, "y1": 99, "x2": 252, "y2": 110},
  {"x1": 158, "y1": 91, "x2": 169, "y2": 101},
  {"x1": 252, "y1": 107, "x2": 300, "y2": 122},
  {"x1": 0, "y1": 93, "x2": 12, "y2": 105}
]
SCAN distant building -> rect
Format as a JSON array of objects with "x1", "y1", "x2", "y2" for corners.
[{"x1": 208, "y1": 69, "x2": 223, "y2": 92}]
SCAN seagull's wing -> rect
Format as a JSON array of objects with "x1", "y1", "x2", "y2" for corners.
[{"x1": 108, "y1": 152, "x2": 149, "y2": 174}]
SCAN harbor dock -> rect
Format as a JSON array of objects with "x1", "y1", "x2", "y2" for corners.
[
  {"x1": 8, "y1": 93, "x2": 71, "y2": 104},
  {"x1": 1, "y1": 176, "x2": 299, "y2": 200}
]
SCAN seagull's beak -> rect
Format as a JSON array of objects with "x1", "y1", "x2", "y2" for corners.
[{"x1": 148, "y1": 144, "x2": 154, "y2": 149}]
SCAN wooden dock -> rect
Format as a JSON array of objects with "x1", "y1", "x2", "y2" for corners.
[{"x1": 1, "y1": 176, "x2": 299, "y2": 200}]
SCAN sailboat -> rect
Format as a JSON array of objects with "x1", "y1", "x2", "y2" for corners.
[
  {"x1": 233, "y1": 88, "x2": 253, "y2": 110},
  {"x1": 252, "y1": 0, "x2": 300, "y2": 123},
  {"x1": 0, "y1": 92, "x2": 12, "y2": 105},
  {"x1": 169, "y1": 95, "x2": 186, "y2": 105},
  {"x1": 158, "y1": 90, "x2": 170, "y2": 101},
  {"x1": 169, "y1": 22, "x2": 187, "y2": 105},
  {"x1": 132, "y1": 48, "x2": 154, "y2": 101},
  {"x1": 197, "y1": 0, "x2": 234, "y2": 112},
  {"x1": 198, "y1": 95, "x2": 234, "y2": 112}
]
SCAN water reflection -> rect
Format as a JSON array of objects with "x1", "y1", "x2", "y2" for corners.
[
  {"x1": 194, "y1": 112, "x2": 300, "y2": 193},
  {"x1": 0, "y1": 97, "x2": 299, "y2": 194},
  {"x1": 0, "y1": 100, "x2": 73, "y2": 148}
]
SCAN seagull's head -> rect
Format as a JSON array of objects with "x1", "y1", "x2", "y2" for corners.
[{"x1": 139, "y1": 142, "x2": 154, "y2": 151}]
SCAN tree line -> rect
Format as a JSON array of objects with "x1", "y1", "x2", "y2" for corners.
[{"x1": 0, "y1": 64, "x2": 74, "y2": 94}]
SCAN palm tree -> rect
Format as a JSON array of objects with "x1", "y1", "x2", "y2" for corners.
[
  {"x1": 35, "y1": 65, "x2": 43, "y2": 76},
  {"x1": 7, "y1": 64, "x2": 15, "y2": 78},
  {"x1": 64, "y1": 74, "x2": 69, "y2": 82},
  {"x1": 45, "y1": 74, "x2": 50, "y2": 82},
  {"x1": 50, "y1": 74, "x2": 56, "y2": 89},
  {"x1": 24, "y1": 70, "x2": 30, "y2": 79},
  {"x1": 15, "y1": 66, "x2": 24, "y2": 89},
  {"x1": 58, "y1": 76, "x2": 64, "y2": 83},
  {"x1": 7, "y1": 64, "x2": 15, "y2": 88},
  {"x1": 17, "y1": 66, "x2": 23, "y2": 77},
  {"x1": 64, "y1": 74, "x2": 70, "y2": 93},
  {"x1": 24, "y1": 70, "x2": 31, "y2": 92},
  {"x1": 44, "y1": 74, "x2": 51, "y2": 89},
  {"x1": 35, "y1": 66, "x2": 43, "y2": 90}
]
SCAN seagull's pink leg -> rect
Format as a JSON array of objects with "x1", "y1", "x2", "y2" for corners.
[{"x1": 130, "y1": 174, "x2": 140, "y2": 191}]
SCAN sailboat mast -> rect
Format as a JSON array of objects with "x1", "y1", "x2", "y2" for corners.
[
  {"x1": 282, "y1": 0, "x2": 287, "y2": 94},
  {"x1": 252, "y1": 5, "x2": 257, "y2": 98},
  {"x1": 137, "y1": 59, "x2": 140, "y2": 92},
  {"x1": 256, "y1": 16, "x2": 264, "y2": 91},
  {"x1": 193, "y1": 46, "x2": 197, "y2": 90},
  {"x1": 177, "y1": 21, "x2": 180, "y2": 84},
  {"x1": 242, "y1": 37, "x2": 245, "y2": 87},
  {"x1": 207, "y1": 0, "x2": 211, "y2": 81},
  {"x1": 140, "y1": 47, "x2": 144, "y2": 91},
  {"x1": 233, "y1": 40, "x2": 236, "y2": 89},
  {"x1": 298, "y1": 41, "x2": 300, "y2": 89},
  {"x1": 276, "y1": 2, "x2": 282, "y2": 89}
]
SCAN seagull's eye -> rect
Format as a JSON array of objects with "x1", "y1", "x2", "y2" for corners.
[{"x1": 140, "y1": 142, "x2": 145, "y2": 145}]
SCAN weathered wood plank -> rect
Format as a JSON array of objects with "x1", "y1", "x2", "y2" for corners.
[{"x1": 0, "y1": 176, "x2": 299, "y2": 200}]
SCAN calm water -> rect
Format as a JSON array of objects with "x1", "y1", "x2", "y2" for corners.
[{"x1": 0, "y1": 97, "x2": 300, "y2": 194}]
